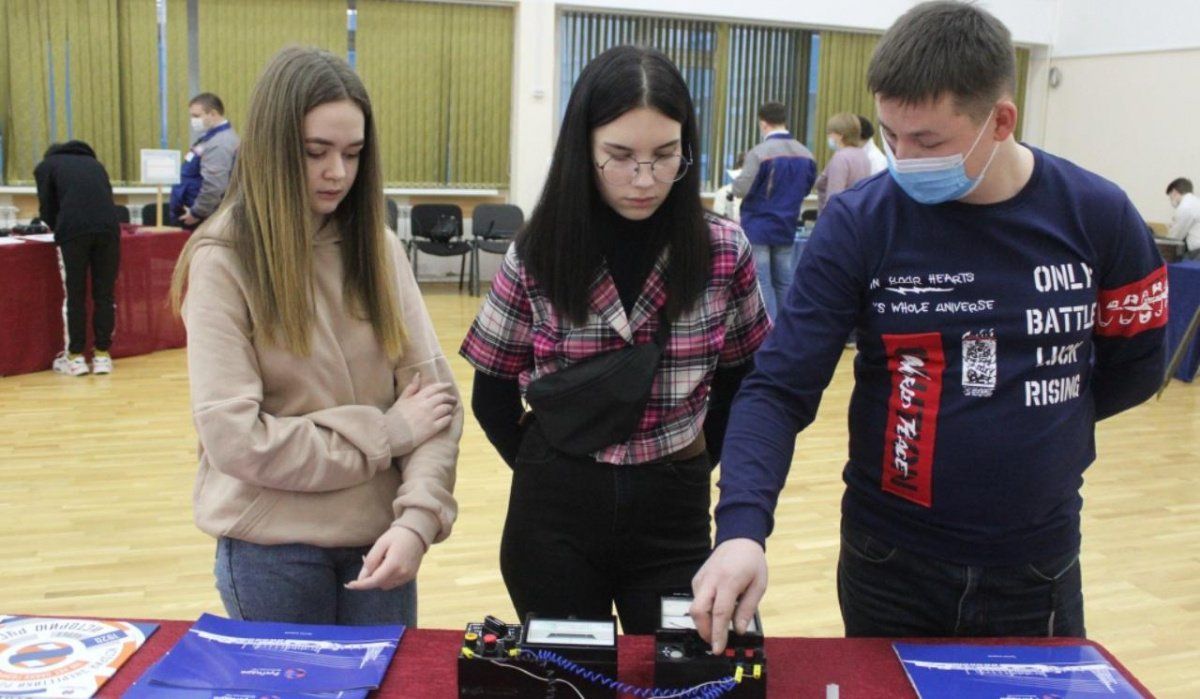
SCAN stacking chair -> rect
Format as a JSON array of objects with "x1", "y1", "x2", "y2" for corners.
[
  {"x1": 409, "y1": 203, "x2": 472, "y2": 292},
  {"x1": 469, "y1": 204, "x2": 524, "y2": 296}
]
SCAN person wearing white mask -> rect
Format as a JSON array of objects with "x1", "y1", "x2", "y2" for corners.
[
  {"x1": 1166, "y1": 177, "x2": 1200, "y2": 259},
  {"x1": 690, "y1": 0, "x2": 1167, "y2": 652},
  {"x1": 857, "y1": 115, "x2": 888, "y2": 175},
  {"x1": 815, "y1": 112, "x2": 873, "y2": 214},
  {"x1": 169, "y1": 92, "x2": 240, "y2": 228}
]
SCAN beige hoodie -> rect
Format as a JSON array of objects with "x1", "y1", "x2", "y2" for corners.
[{"x1": 183, "y1": 212, "x2": 461, "y2": 550}]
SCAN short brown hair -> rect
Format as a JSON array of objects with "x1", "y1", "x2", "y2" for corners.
[
  {"x1": 757, "y1": 102, "x2": 788, "y2": 126},
  {"x1": 1167, "y1": 178, "x2": 1193, "y2": 195},
  {"x1": 827, "y1": 113, "x2": 863, "y2": 147},
  {"x1": 868, "y1": 1, "x2": 1015, "y2": 121},
  {"x1": 189, "y1": 92, "x2": 225, "y2": 115}
]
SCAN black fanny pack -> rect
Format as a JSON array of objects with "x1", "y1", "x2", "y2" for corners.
[{"x1": 524, "y1": 309, "x2": 670, "y2": 456}]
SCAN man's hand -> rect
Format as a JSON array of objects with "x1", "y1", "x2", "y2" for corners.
[
  {"x1": 344, "y1": 526, "x2": 426, "y2": 591},
  {"x1": 179, "y1": 207, "x2": 199, "y2": 226},
  {"x1": 689, "y1": 538, "x2": 768, "y2": 654}
]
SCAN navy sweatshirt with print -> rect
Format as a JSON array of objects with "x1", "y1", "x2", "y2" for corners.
[{"x1": 716, "y1": 147, "x2": 1167, "y2": 565}]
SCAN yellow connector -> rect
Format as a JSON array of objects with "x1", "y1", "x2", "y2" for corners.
[
  {"x1": 462, "y1": 648, "x2": 475, "y2": 659},
  {"x1": 753, "y1": 664, "x2": 763, "y2": 680},
  {"x1": 734, "y1": 665, "x2": 745, "y2": 683},
  {"x1": 508, "y1": 648, "x2": 520, "y2": 658}
]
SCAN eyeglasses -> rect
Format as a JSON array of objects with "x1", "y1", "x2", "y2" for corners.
[{"x1": 595, "y1": 152, "x2": 692, "y2": 186}]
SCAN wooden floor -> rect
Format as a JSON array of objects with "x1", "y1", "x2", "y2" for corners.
[{"x1": 2, "y1": 285, "x2": 1198, "y2": 696}]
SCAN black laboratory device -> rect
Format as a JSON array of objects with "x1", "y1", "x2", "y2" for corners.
[
  {"x1": 654, "y1": 594, "x2": 766, "y2": 698},
  {"x1": 457, "y1": 614, "x2": 617, "y2": 698}
]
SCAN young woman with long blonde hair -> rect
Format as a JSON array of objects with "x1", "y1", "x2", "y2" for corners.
[{"x1": 171, "y1": 47, "x2": 460, "y2": 625}]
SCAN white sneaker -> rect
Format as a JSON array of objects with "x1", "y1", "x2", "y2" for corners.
[
  {"x1": 92, "y1": 353, "x2": 113, "y2": 375},
  {"x1": 53, "y1": 353, "x2": 90, "y2": 377}
]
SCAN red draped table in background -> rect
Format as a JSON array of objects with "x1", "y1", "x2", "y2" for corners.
[
  {"x1": 95, "y1": 621, "x2": 1154, "y2": 697},
  {"x1": 0, "y1": 224, "x2": 189, "y2": 376}
]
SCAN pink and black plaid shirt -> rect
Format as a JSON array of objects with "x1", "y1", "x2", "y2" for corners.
[{"x1": 460, "y1": 215, "x2": 770, "y2": 465}]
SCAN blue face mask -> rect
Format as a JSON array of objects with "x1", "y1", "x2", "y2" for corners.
[{"x1": 883, "y1": 110, "x2": 999, "y2": 204}]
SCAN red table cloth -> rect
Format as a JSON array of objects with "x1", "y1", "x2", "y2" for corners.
[
  {"x1": 0, "y1": 225, "x2": 189, "y2": 376},
  {"x1": 96, "y1": 621, "x2": 1154, "y2": 697}
]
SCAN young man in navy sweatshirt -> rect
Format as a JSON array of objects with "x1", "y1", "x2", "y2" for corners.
[{"x1": 691, "y1": 1, "x2": 1168, "y2": 650}]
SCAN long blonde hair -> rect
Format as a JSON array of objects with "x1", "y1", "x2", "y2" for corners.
[{"x1": 171, "y1": 46, "x2": 404, "y2": 357}]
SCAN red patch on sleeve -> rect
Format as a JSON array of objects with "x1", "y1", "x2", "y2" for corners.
[{"x1": 1096, "y1": 265, "x2": 1168, "y2": 338}]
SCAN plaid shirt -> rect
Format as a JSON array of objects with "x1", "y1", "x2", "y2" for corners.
[{"x1": 460, "y1": 215, "x2": 770, "y2": 465}]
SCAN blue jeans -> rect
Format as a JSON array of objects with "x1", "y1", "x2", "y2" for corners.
[
  {"x1": 214, "y1": 537, "x2": 418, "y2": 626},
  {"x1": 791, "y1": 234, "x2": 809, "y2": 276},
  {"x1": 752, "y1": 243, "x2": 794, "y2": 320},
  {"x1": 837, "y1": 522, "x2": 1085, "y2": 637}
]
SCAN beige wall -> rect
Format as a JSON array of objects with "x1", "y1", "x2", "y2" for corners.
[{"x1": 1042, "y1": 48, "x2": 1200, "y2": 225}]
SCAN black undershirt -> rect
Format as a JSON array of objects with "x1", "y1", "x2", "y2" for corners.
[
  {"x1": 471, "y1": 205, "x2": 752, "y2": 466},
  {"x1": 598, "y1": 203, "x2": 667, "y2": 316}
]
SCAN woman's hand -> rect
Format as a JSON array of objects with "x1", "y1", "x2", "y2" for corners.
[
  {"x1": 386, "y1": 374, "x2": 457, "y2": 452},
  {"x1": 344, "y1": 526, "x2": 427, "y2": 591}
]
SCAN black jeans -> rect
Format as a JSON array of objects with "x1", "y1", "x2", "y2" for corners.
[
  {"x1": 837, "y1": 521, "x2": 1085, "y2": 638},
  {"x1": 58, "y1": 233, "x2": 120, "y2": 354},
  {"x1": 500, "y1": 421, "x2": 712, "y2": 634}
]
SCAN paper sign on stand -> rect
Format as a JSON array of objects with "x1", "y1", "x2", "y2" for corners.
[{"x1": 140, "y1": 149, "x2": 182, "y2": 232}]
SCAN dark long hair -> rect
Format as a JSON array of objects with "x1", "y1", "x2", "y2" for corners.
[{"x1": 516, "y1": 45, "x2": 711, "y2": 325}]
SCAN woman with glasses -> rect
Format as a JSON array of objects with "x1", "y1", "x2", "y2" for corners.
[{"x1": 460, "y1": 45, "x2": 770, "y2": 633}]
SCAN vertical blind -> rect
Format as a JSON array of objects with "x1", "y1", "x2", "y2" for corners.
[
  {"x1": 116, "y1": 0, "x2": 188, "y2": 182},
  {"x1": 197, "y1": 0, "x2": 346, "y2": 135},
  {"x1": 3, "y1": 0, "x2": 125, "y2": 182},
  {"x1": 560, "y1": 11, "x2": 813, "y2": 191},
  {"x1": 359, "y1": 0, "x2": 512, "y2": 187},
  {"x1": 0, "y1": 0, "x2": 514, "y2": 188},
  {"x1": 811, "y1": 30, "x2": 880, "y2": 169},
  {"x1": 561, "y1": 13, "x2": 1034, "y2": 190}
]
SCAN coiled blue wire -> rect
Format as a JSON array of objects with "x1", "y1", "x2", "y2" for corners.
[{"x1": 522, "y1": 649, "x2": 740, "y2": 699}]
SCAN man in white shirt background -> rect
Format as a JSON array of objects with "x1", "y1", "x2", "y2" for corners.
[
  {"x1": 857, "y1": 115, "x2": 887, "y2": 175},
  {"x1": 1166, "y1": 177, "x2": 1200, "y2": 259}
]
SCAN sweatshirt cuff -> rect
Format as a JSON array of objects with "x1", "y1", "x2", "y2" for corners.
[
  {"x1": 714, "y1": 504, "x2": 773, "y2": 549},
  {"x1": 385, "y1": 413, "x2": 415, "y2": 458},
  {"x1": 393, "y1": 508, "x2": 440, "y2": 550}
]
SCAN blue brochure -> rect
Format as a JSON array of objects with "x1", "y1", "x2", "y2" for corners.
[
  {"x1": 142, "y1": 614, "x2": 402, "y2": 693},
  {"x1": 123, "y1": 660, "x2": 367, "y2": 699},
  {"x1": 893, "y1": 643, "x2": 1145, "y2": 698}
]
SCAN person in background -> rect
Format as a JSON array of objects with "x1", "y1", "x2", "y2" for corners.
[
  {"x1": 171, "y1": 92, "x2": 239, "y2": 228},
  {"x1": 858, "y1": 114, "x2": 888, "y2": 175},
  {"x1": 34, "y1": 140, "x2": 121, "y2": 376},
  {"x1": 170, "y1": 47, "x2": 461, "y2": 625},
  {"x1": 815, "y1": 112, "x2": 873, "y2": 214},
  {"x1": 712, "y1": 152, "x2": 746, "y2": 221},
  {"x1": 461, "y1": 45, "x2": 769, "y2": 634},
  {"x1": 733, "y1": 101, "x2": 816, "y2": 319},
  {"x1": 691, "y1": 0, "x2": 1167, "y2": 651},
  {"x1": 1166, "y1": 177, "x2": 1200, "y2": 259}
]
